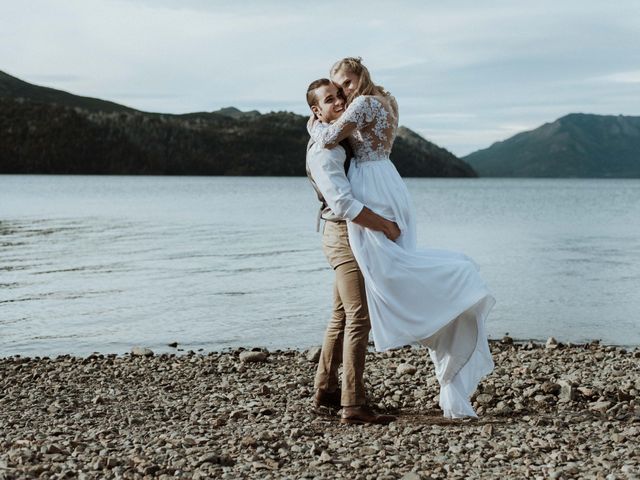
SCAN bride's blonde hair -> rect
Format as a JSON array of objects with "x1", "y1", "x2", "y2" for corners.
[{"x1": 330, "y1": 57, "x2": 389, "y2": 104}]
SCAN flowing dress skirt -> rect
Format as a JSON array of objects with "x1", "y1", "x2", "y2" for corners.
[{"x1": 346, "y1": 158, "x2": 496, "y2": 418}]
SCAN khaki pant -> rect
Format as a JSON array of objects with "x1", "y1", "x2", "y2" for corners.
[{"x1": 314, "y1": 220, "x2": 370, "y2": 406}]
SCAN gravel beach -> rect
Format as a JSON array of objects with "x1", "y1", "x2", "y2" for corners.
[{"x1": 1, "y1": 339, "x2": 639, "y2": 479}]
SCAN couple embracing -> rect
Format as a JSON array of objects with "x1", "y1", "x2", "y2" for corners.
[{"x1": 305, "y1": 57, "x2": 496, "y2": 425}]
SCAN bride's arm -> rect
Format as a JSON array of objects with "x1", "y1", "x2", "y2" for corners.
[
  {"x1": 307, "y1": 96, "x2": 371, "y2": 148},
  {"x1": 307, "y1": 115, "x2": 357, "y2": 149}
]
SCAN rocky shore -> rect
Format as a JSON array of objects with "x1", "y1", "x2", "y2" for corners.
[{"x1": 1, "y1": 338, "x2": 639, "y2": 479}]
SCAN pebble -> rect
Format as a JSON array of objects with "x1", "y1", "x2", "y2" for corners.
[
  {"x1": 397, "y1": 363, "x2": 418, "y2": 376},
  {"x1": 0, "y1": 340, "x2": 637, "y2": 479}
]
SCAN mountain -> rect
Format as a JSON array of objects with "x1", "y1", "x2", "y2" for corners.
[
  {"x1": 0, "y1": 69, "x2": 476, "y2": 177},
  {"x1": 0, "y1": 70, "x2": 135, "y2": 114},
  {"x1": 463, "y1": 113, "x2": 640, "y2": 177}
]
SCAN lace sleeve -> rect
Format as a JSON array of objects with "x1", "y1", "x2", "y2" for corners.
[{"x1": 307, "y1": 96, "x2": 374, "y2": 148}]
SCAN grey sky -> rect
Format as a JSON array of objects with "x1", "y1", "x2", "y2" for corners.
[{"x1": 2, "y1": 0, "x2": 639, "y2": 156}]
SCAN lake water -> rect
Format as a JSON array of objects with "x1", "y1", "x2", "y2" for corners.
[{"x1": 1, "y1": 175, "x2": 639, "y2": 357}]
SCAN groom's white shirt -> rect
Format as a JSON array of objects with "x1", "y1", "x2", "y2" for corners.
[{"x1": 306, "y1": 141, "x2": 364, "y2": 223}]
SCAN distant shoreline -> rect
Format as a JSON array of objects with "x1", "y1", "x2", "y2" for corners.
[
  {"x1": 2, "y1": 172, "x2": 640, "y2": 179},
  {"x1": 2, "y1": 336, "x2": 638, "y2": 360}
]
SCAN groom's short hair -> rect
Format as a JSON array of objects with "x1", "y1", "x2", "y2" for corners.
[{"x1": 306, "y1": 78, "x2": 332, "y2": 109}]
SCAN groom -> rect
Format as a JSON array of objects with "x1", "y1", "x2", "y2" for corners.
[{"x1": 305, "y1": 78, "x2": 399, "y2": 425}]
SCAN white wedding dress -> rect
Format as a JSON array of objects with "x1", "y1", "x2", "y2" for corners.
[{"x1": 309, "y1": 94, "x2": 496, "y2": 418}]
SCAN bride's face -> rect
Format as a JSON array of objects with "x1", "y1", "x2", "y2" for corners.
[
  {"x1": 331, "y1": 69, "x2": 359, "y2": 98},
  {"x1": 311, "y1": 83, "x2": 345, "y2": 123}
]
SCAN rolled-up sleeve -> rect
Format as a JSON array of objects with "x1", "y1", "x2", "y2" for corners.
[{"x1": 307, "y1": 145, "x2": 364, "y2": 221}]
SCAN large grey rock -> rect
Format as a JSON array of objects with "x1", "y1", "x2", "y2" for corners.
[
  {"x1": 306, "y1": 346, "x2": 322, "y2": 363},
  {"x1": 239, "y1": 351, "x2": 267, "y2": 363},
  {"x1": 131, "y1": 346, "x2": 154, "y2": 357},
  {"x1": 546, "y1": 337, "x2": 559, "y2": 349}
]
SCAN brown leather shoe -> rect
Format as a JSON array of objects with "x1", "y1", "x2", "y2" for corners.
[
  {"x1": 340, "y1": 405, "x2": 397, "y2": 425},
  {"x1": 313, "y1": 388, "x2": 342, "y2": 413}
]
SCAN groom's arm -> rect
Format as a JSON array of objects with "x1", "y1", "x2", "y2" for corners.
[
  {"x1": 307, "y1": 145, "x2": 400, "y2": 241},
  {"x1": 352, "y1": 207, "x2": 401, "y2": 241}
]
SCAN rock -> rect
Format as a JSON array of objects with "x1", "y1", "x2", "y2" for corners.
[
  {"x1": 0, "y1": 341, "x2": 637, "y2": 479},
  {"x1": 401, "y1": 472, "x2": 421, "y2": 480},
  {"x1": 507, "y1": 447, "x2": 521, "y2": 458},
  {"x1": 577, "y1": 386, "x2": 594, "y2": 397},
  {"x1": 229, "y1": 410, "x2": 246, "y2": 420},
  {"x1": 448, "y1": 445, "x2": 463, "y2": 454},
  {"x1": 611, "y1": 433, "x2": 625, "y2": 443},
  {"x1": 197, "y1": 453, "x2": 234, "y2": 467},
  {"x1": 541, "y1": 381, "x2": 561, "y2": 394},
  {"x1": 617, "y1": 390, "x2": 633, "y2": 402},
  {"x1": 319, "y1": 451, "x2": 332, "y2": 463},
  {"x1": 239, "y1": 351, "x2": 267, "y2": 363},
  {"x1": 131, "y1": 346, "x2": 154, "y2": 357},
  {"x1": 167, "y1": 342, "x2": 178, "y2": 348},
  {"x1": 305, "y1": 346, "x2": 322, "y2": 363},
  {"x1": 481, "y1": 424, "x2": 493, "y2": 437},
  {"x1": 589, "y1": 401, "x2": 613, "y2": 413},
  {"x1": 212, "y1": 417, "x2": 226, "y2": 427},
  {"x1": 396, "y1": 363, "x2": 417, "y2": 375},
  {"x1": 501, "y1": 335, "x2": 513, "y2": 345},
  {"x1": 143, "y1": 465, "x2": 161, "y2": 475},
  {"x1": 495, "y1": 406, "x2": 513, "y2": 416},
  {"x1": 546, "y1": 337, "x2": 559, "y2": 349},
  {"x1": 558, "y1": 380, "x2": 576, "y2": 402},
  {"x1": 240, "y1": 436, "x2": 257, "y2": 447},
  {"x1": 44, "y1": 444, "x2": 67, "y2": 455}
]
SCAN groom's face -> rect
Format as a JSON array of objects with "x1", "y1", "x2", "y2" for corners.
[{"x1": 311, "y1": 83, "x2": 345, "y2": 124}]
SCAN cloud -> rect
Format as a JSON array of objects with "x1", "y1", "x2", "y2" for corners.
[
  {"x1": 593, "y1": 71, "x2": 640, "y2": 84},
  {"x1": 1, "y1": 0, "x2": 639, "y2": 156}
]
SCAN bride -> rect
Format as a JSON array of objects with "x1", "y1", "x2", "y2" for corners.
[{"x1": 307, "y1": 57, "x2": 496, "y2": 419}]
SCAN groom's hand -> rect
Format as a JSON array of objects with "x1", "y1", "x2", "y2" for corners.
[
  {"x1": 352, "y1": 207, "x2": 401, "y2": 241},
  {"x1": 382, "y1": 220, "x2": 401, "y2": 242}
]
